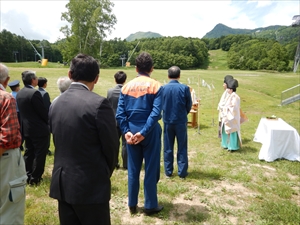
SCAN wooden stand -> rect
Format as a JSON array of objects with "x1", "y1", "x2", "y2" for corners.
[{"x1": 188, "y1": 105, "x2": 198, "y2": 128}]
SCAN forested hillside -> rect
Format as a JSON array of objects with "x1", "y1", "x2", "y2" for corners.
[{"x1": 203, "y1": 23, "x2": 299, "y2": 45}]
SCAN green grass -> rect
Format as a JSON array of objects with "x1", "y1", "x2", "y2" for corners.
[{"x1": 5, "y1": 50, "x2": 300, "y2": 224}]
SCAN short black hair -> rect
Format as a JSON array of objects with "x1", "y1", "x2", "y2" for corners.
[
  {"x1": 114, "y1": 71, "x2": 127, "y2": 84},
  {"x1": 168, "y1": 66, "x2": 180, "y2": 79},
  {"x1": 69, "y1": 54, "x2": 99, "y2": 82},
  {"x1": 38, "y1": 77, "x2": 48, "y2": 87},
  {"x1": 135, "y1": 52, "x2": 153, "y2": 74},
  {"x1": 21, "y1": 71, "x2": 37, "y2": 86},
  {"x1": 224, "y1": 75, "x2": 233, "y2": 86}
]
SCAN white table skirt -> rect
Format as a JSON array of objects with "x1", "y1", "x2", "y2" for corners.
[{"x1": 253, "y1": 118, "x2": 300, "y2": 162}]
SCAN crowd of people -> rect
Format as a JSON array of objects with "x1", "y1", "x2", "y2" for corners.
[{"x1": 0, "y1": 51, "x2": 245, "y2": 224}]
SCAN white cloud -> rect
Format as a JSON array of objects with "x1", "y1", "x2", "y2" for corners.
[{"x1": 0, "y1": 0, "x2": 298, "y2": 42}]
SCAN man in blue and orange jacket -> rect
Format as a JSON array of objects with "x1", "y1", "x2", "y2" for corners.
[{"x1": 116, "y1": 52, "x2": 164, "y2": 216}]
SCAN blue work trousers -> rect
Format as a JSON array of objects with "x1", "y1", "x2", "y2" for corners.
[
  {"x1": 163, "y1": 123, "x2": 188, "y2": 178},
  {"x1": 127, "y1": 123, "x2": 161, "y2": 209}
]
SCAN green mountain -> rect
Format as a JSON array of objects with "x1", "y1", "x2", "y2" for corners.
[
  {"x1": 126, "y1": 31, "x2": 163, "y2": 42},
  {"x1": 203, "y1": 23, "x2": 299, "y2": 44}
]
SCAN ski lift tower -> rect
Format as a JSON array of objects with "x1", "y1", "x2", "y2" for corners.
[
  {"x1": 292, "y1": 15, "x2": 300, "y2": 73},
  {"x1": 126, "y1": 41, "x2": 140, "y2": 67}
]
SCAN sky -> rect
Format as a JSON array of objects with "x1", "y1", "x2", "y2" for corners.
[{"x1": 1, "y1": 0, "x2": 299, "y2": 43}]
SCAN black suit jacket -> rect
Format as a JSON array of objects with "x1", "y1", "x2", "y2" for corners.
[
  {"x1": 38, "y1": 87, "x2": 51, "y2": 111},
  {"x1": 49, "y1": 83, "x2": 119, "y2": 204},
  {"x1": 16, "y1": 85, "x2": 49, "y2": 138},
  {"x1": 107, "y1": 84, "x2": 123, "y2": 115}
]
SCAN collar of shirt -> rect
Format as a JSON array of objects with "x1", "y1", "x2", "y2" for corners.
[
  {"x1": 0, "y1": 84, "x2": 6, "y2": 91},
  {"x1": 137, "y1": 72, "x2": 150, "y2": 77},
  {"x1": 71, "y1": 82, "x2": 89, "y2": 91},
  {"x1": 39, "y1": 87, "x2": 45, "y2": 91}
]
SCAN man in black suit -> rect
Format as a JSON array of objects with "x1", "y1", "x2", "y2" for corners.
[
  {"x1": 37, "y1": 77, "x2": 52, "y2": 156},
  {"x1": 49, "y1": 54, "x2": 119, "y2": 225},
  {"x1": 37, "y1": 77, "x2": 51, "y2": 111},
  {"x1": 16, "y1": 71, "x2": 50, "y2": 185},
  {"x1": 107, "y1": 71, "x2": 128, "y2": 170}
]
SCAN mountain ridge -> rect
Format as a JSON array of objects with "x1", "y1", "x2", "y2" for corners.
[{"x1": 125, "y1": 23, "x2": 298, "y2": 44}]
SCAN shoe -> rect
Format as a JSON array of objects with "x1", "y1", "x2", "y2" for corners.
[
  {"x1": 116, "y1": 164, "x2": 120, "y2": 169},
  {"x1": 47, "y1": 150, "x2": 52, "y2": 156},
  {"x1": 166, "y1": 174, "x2": 172, "y2": 179},
  {"x1": 129, "y1": 206, "x2": 137, "y2": 214},
  {"x1": 144, "y1": 205, "x2": 163, "y2": 215},
  {"x1": 179, "y1": 173, "x2": 188, "y2": 180},
  {"x1": 29, "y1": 177, "x2": 43, "y2": 186}
]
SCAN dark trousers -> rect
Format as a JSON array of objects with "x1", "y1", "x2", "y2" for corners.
[
  {"x1": 58, "y1": 200, "x2": 111, "y2": 225},
  {"x1": 24, "y1": 135, "x2": 49, "y2": 183},
  {"x1": 117, "y1": 126, "x2": 127, "y2": 168}
]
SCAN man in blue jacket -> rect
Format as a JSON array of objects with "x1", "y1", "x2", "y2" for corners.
[
  {"x1": 116, "y1": 52, "x2": 163, "y2": 215},
  {"x1": 162, "y1": 66, "x2": 192, "y2": 179}
]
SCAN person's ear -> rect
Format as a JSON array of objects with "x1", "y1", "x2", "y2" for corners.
[
  {"x1": 94, "y1": 75, "x2": 99, "y2": 84},
  {"x1": 150, "y1": 67, "x2": 154, "y2": 73},
  {"x1": 68, "y1": 71, "x2": 72, "y2": 79}
]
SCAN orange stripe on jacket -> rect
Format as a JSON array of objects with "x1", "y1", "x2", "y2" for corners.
[{"x1": 122, "y1": 76, "x2": 161, "y2": 98}]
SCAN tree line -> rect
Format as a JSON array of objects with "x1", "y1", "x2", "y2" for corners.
[{"x1": 0, "y1": 0, "x2": 298, "y2": 72}]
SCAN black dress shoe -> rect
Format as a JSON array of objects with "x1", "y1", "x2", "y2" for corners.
[
  {"x1": 144, "y1": 205, "x2": 163, "y2": 215},
  {"x1": 29, "y1": 177, "x2": 43, "y2": 186},
  {"x1": 129, "y1": 206, "x2": 137, "y2": 214},
  {"x1": 47, "y1": 150, "x2": 52, "y2": 156}
]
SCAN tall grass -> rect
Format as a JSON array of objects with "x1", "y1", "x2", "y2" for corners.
[{"x1": 4, "y1": 50, "x2": 300, "y2": 224}]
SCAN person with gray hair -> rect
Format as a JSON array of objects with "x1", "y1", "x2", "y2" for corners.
[
  {"x1": 52, "y1": 76, "x2": 72, "y2": 102},
  {"x1": 17, "y1": 70, "x2": 50, "y2": 186},
  {"x1": 0, "y1": 63, "x2": 27, "y2": 224},
  {"x1": 162, "y1": 66, "x2": 192, "y2": 179}
]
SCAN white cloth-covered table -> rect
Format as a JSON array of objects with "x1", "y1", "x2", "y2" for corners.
[{"x1": 253, "y1": 118, "x2": 300, "y2": 162}]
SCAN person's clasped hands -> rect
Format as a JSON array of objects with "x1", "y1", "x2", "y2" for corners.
[{"x1": 125, "y1": 132, "x2": 145, "y2": 145}]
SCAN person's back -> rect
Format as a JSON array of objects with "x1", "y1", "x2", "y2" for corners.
[
  {"x1": 162, "y1": 66, "x2": 192, "y2": 179},
  {"x1": 107, "y1": 71, "x2": 128, "y2": 169},
  {"x1": 116, "y1": 52, "x2": 163, "y2": 215},
  {"x1": 17, "y1": 70, "x2": 49, "y2": 186},
  {"x1": 49, "y1": 53, "x2": 119, "y2": 225},
  {"x1": 162, "y1": 80, "x2": 192, "y2": 124},
  {"x1": 0, "y1": 63, "x2": 27, "y2": 225}
]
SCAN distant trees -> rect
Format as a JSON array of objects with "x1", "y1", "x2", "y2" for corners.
[
  {"x1": 99, "y1": 37, "x2": 209, "y2": 69},
  {"x1": 1, "y1": 21, "x2": 298, "y2": 72},
  {"x1": 0, "y1": 29, "x2": 62, "y2": 62},
  {"x1": 227, "y1": 39, "x2": 290, "y2": 71}
]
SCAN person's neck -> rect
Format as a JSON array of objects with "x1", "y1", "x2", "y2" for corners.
[
  {"x1": 169, "y1": 78, "x2": 179, "y2": 81},
  {"x1": 138, "y1": 72, "x2": 150, "y2": 76},
  {"x1": 76, "y1": 80, "x2": 93, "y2": 91}
]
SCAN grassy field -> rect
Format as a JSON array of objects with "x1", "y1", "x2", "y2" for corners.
[{"x1": 4, "y1": 51, "x2": 300, "y2": 224}]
